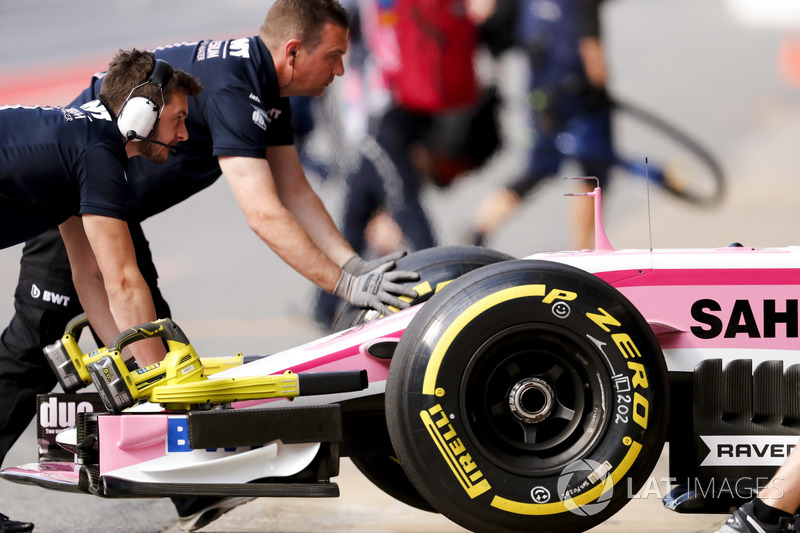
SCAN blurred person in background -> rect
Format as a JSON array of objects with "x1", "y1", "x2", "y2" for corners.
[
  {"x1": 313, "y1": 0, "x2": 501, "y2": 328},
  {"x1": 468, "y1": 0, "x2": 615, "y2": 250}
]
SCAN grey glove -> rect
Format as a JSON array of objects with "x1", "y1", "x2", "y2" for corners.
[
  {"x1": 333, "y1": 259, "x2": 420, "y2": 315},
  {"x1": 342, "y1": 251, "x2": 408, "y2": 276}
]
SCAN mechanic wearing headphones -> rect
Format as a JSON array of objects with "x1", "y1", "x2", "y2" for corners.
[
  {"x1": 0, "y1": 49, "x2": 202, "y2": 533},
  {"x1": 0, "y1": 1, "x2": 418, "y2": 532}
]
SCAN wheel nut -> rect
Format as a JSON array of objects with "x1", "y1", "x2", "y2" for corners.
[{"x1": 509, "y1": 377, "x2": 554, "y2": 423}]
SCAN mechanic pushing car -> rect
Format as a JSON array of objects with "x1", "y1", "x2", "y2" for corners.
[
  {"x1": 0, "y1": 48, "x2": 203, "y2": 532},
  {"x1": 0, "y1": 0, "x2": 419, "y2": 531}
]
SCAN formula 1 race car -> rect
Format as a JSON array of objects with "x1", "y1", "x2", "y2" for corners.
[{"x1": 2, "y1": 186, "x2": 798, "y2": 533}]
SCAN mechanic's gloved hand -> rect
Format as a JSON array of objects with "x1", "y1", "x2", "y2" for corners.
[
  {"x1": 333, "y1": 260, "x2": 420, "y2": 315},
  {"x1": 342, "y1": 251, "x2": 408, "y2": 276}
]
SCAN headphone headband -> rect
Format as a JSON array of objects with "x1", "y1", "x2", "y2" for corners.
[{"x1": 148, "y1": 59, "x2": 173, "y2": 89}]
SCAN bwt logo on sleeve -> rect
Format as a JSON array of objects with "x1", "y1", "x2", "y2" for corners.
[{"x1": 31, "y1": 283, "x2": 71, "y2": 307}]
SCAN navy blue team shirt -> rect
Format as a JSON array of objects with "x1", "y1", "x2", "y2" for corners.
[
  {"x1": 0, "y1": 100, "x2": 130, "y2": 248},
  {"x1": 73, "y1": 36, "x2": 295, "y2": 221}
]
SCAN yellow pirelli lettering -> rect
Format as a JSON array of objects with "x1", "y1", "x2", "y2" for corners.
[
  {"x1": 627, "y1": 361, "x2": 649, "y2": 389},
  {"x1": 542, "y1": 289, "x2": 577, "y2": 304},
  {"x1": 613, "y1": 333, "x2": 642, "y2": 359},
  {"x1": 421, "y1": 405, "x2": 491, "y2": 499},
  {"x1": 422, "y1": 285, "x2": 548, "y2": 395},
  {"x1": 387, "y1": 281, "x2": 433, "y2": 313},
  {"x1": 415, "y1": 281, "x2": 433, "y2": 297},
  {"x1": 633, "y1": 392, "x2": 649, "y2": 429},
  {"x1": 586, "y1": 307, "x2": 621, "y2": 333},
  {"x1": 490, "y1": 441, "x2": 643, "y2": 515},
  {"x1": 435, "y1": 280, "x2": 454, "y2": 292}
]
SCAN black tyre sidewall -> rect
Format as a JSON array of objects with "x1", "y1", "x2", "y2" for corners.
[{"x1": 350, "y1": 456, "x2": 437, "y2": 513}]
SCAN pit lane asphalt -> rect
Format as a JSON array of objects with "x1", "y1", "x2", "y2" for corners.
[{"x1": 2, "y1": 0, "x2": 800, "y2": 531}]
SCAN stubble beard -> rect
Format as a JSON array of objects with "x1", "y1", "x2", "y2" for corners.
[{"x1": 138, "y1": 139, "x2": 169, "y2": 163}]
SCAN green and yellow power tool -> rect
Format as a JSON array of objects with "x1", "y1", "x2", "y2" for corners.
[
  {"x1": 44, "y1": 313, "x2": 109, "y2": 393},
  {"x1": 86, "y1": 318, "x2": 367, "y2": 414},
  {"x1": 43, "y1": 314, "x2": 269, "y2": 393}
]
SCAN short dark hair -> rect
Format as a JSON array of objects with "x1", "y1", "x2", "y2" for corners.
[
  {"x1": 259, "y1": 0, "x2": 349, "y2": 52},
  {"x1": 99, "y1": 49, "x2": 202, "y2": 113}
]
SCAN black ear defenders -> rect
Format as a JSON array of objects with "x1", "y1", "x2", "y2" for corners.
[{"x1": 117, "y1": 59, "x2": 175, "y2": 141}]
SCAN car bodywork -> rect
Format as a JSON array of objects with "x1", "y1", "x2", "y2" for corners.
[{"x1": 3, "y1": 189, "x2": 798, "y2": 532}]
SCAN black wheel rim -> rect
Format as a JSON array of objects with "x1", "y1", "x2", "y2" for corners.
[{"x1": 460, "y1": 323, "x2": 612, "y2": 477}]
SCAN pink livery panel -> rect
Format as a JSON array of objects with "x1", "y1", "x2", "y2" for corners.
[{"x1": 529, "y1": 248, "x2": 800, "y2": 372}]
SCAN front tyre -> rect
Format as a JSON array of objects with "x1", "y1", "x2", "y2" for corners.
[
  {"x1": 386, "y1": 260, "x2": 669, "y2": 532},
  {"x1": 338, "y1": 246, "x2": 513, "y2": 513}
]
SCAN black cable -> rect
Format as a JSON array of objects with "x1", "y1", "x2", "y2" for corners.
[{"x1": 609, "y1": 94, "x2": 726, "y2": 206}]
